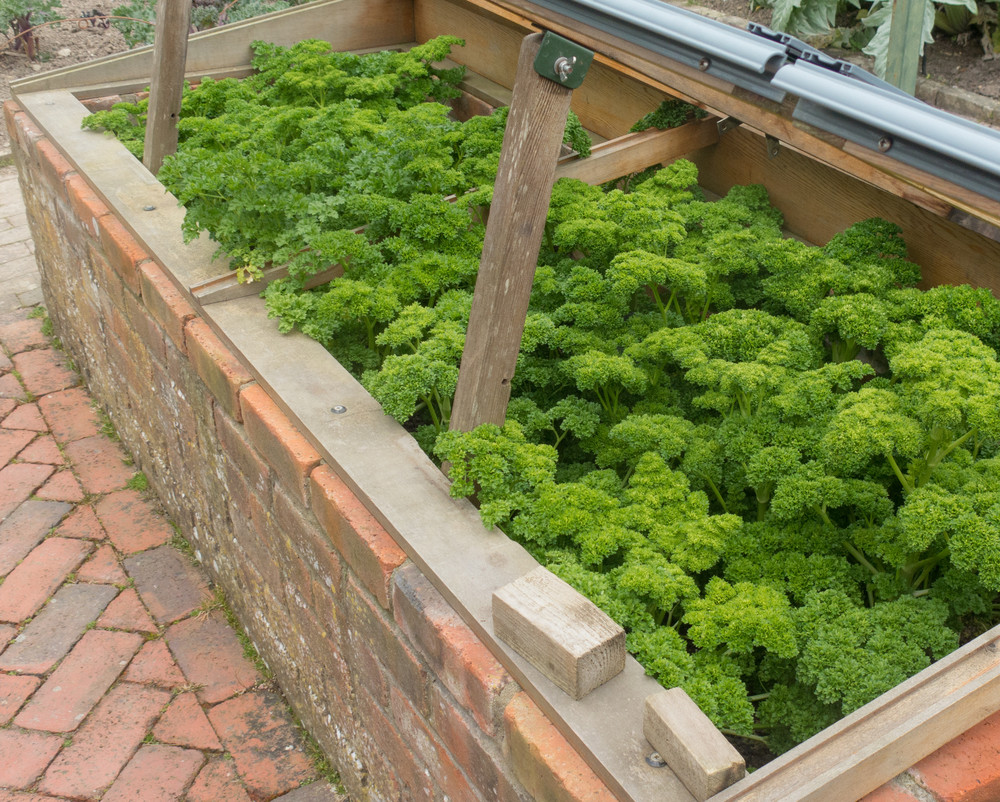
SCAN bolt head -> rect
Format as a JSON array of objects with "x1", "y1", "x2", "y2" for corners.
[
  {"x1": 878, "y1": 136, "x2": 893, "y2": 153},
  {"x1": 699, "y1": 57, "x2": 711, "y2": 71},
  {"x1": 331, "y1": 405, "x2": 347, "y2": 414}
]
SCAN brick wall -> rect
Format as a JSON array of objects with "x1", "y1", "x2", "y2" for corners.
[{"x1": 3, "y1": 99, "x2": 621, "y2": 802}]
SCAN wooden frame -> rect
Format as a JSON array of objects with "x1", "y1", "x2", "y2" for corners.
[{"x1": 12, "y1": 0, "x2": 1000, "y2": 799}]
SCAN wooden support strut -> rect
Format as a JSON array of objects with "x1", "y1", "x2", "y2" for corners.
[
  {"x1": 143, "y1": 0, "x2": 192, "y2": 174},
  {"x1": 448, "y1": 32, "x2": 577, "y2": 432}
]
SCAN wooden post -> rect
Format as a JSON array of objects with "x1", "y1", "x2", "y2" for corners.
[
  {"x1": 143, "y1": 0, "x2": 192, "y2": 174},
  {"x1": 884, "y1": 0, "x2": 924, "y2": 95},
  {"x1": 448, "y1": 32, "x2": 574, "y2": 432}
]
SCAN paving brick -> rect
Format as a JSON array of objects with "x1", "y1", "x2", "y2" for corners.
[
  {"x1": 0, "y1": 461, "x2": 54, "y2": 520},
  {"x1": 0, "y1": 623, "x2": 14, "y2": 652},
  {"x1": 0, "y1": 499, "x2": 71, "y2": 577},
  {"x1": 95, "y1": 489, "x2": 173, "y2": 554},
  {"x1": 63, "y1": 436, "x2": 133, "y2": 495},
  {"x1": 0, "y1": 398, "x2": 15, "y2": 418},
  {"x1": 0, "y1": 729, "x2": 63, "y2": 789},
  {"x1": 139, "y1": 262, "x2": 195, "y2": 355},
  {"x1": 186, "y1": 318, "x2": 253, "y2": 422},
  {"x1": 394, "y1": 562, "x2": 513, "y2": 736},
  {"x1": 38, "y1": 682, "x2": 171, "y2": 799},
  {"x1": 97, "y1": 212, "x2": 148, "y2": 296},
  {"x1": 54, "y1": 504, "x2": 105, "y2": 540},
  {"x1": 503, "y1": 692, "x2": 617, "y2": 802},
  {"x1": 0, "y1": 583, "x2": 117, "y2": 674},
  {"x1": 311, "y1": 466, "x2": 406, "y2": 608},
  {"x1": 273, "y1": 783, "x2": 346, "y2": 801},
  {"x1": 35, "y1": 469, "x2": 85, "y2": 502},
  {"x1": 14, "y1": 629, "x2": 143, "y2": 732},
  {"x1": 0, "y1": 427, "x2": 34, "y2": 465},
  {"x1": 209, "y1": 692, "x2": 315, "y2": 801},
  {"x1": 187, "y1": 757, "x2": 253, "y2": 802},
  {"x1": 0, "y1": 537, "x2": 91, "y2": 623},
  {"x1": 12, "y1": 349, "x2": 77, "y2": 397},
  {"x1": 101, "y1": 744, "x2": 205, "y2": 802},
  {"x1": 0, "y1": 317, "x2": 47, "y2": 353},
  {"x1": 240, "y1": 384, "x2": 321, "y2": 505},
  {"x1": 124, "y1": 544, "x2": 211, "y2": 624},
  {"x1": 912, "y1": 710, "x2": 1000, "y2": 802},
  {"x1": 98, "y1": 587, "x2": 158, "y2": 633},
  {"x1": 166, "y1": 612, "x2": 262, "y2": 704},
  {"x1": 0, "y1": 674, "x2": 41, "y2": 725},
  {"x1": 37, "y1": 388, "x2": 100, "y2": 443},
  {"x1": 17, "y1": 434, "x2": 64, "y2": 465},
  {"x1": 76, "y1": 543, "x2": 128, "y2": 584},
  {"x1": 124, "y1": 638, "x2": 186, "y2": 688},
  {"x1": 0, "y1": 373, "x2": 27, "y2": 402},
  {"x1": 1, "y1": 401, "x2": 45, "y2": 431},
  {"x1": 153, "y1": 692, "x2": 223, "y2": 751}
]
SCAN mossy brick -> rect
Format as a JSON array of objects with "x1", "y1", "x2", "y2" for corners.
[
  {"x1": 64, "y1": 173, "x2": 110, "y2": 239},
  {"x1": 166, "y1": 612, "x2": 263, "y2": 705},
  {"x1": 38, "y1": 387, "x2": 100, "y2": 443},
  {"x1": 353, "y1": 683, "x2": 429, "y2": 801},
  {"x1": 36, "y1": 139, "x2": 76, "y2": 198},
  {"x1": 2, "y1": 99, "x2": 22, "y2": 140},
  {"x1": 503, "y1": 692, "x2": 618, "y2": 802},
  {"x1": 310, "y1": 465, "x2": 406, "y2": 608},
  {"x1": 274, "y1": 481, "x2": 343, "y2": 595},
  {"x1": 344, "y1": 574, "x2": 429, "y2": 712},
  {"x1": 345, "y1": 621, "x2": 392, "y2": 708},
  {"x1": 911, "y1": 710, "x2": 1000, "y2": 802},
  {"x1": 186, "y1": 318, "x2": 252, "y2": 421},
  {"x1": 97, "y1": 213, "x2": 149, "y2": 296},
  {"x1": 122, "y1": 284, "x2": 168, "y2": 365},
  {"x1": 101, "y1": 744, "x2": 206, "y2": 802},
  {"x1": 240, "y1": 384, "x2": 320, "y2": 505},
  {"x1": 187, "y1": 757, "x2": 254, "y2": 802},
  {"x1": 214, "y1": 404, "x2": 270, "y2": 504},
  {"x1": 139, "y1": 261, "x2": 196, "y2": 355},
  {"x1": 393, "y1": 562, "x2": 514, "y2": 736},
  {"x1": 10, "y1": 110, "x2": 44, "y2": 159}
]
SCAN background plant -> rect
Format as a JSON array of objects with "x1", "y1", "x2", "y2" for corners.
[
  {"x1": 0, "y1": 0, "x2": 62, "y2": 59},
  {"x1": 111, "y1": 0, "x2": 303, "y2": 47}
]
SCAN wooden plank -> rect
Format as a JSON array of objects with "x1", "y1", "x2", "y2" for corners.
[
  {"x1": 885, "y1": 0, "x2": 924, "y2": 94},
  {"x1": 711, "y1": 626, "x2": 1000, "y2": 801},
  {"x1": 192, "y1": 263, "x2": 345, "y2": 305},
  {"x1": 644, "y1": 689, "x2": 745, "y2": 801},
  {"x1": 142, "y1": 0, "x2": 191, "y2": 175},
  {"x1": 449, "y1": 32, "x2": 573, "y2": 431},
  {"x1": 555, "y1": 119, "x2": 719, "y2": 184},
  {"x1": 493, "y1": 567, "x2": 626, "y2": 699}
]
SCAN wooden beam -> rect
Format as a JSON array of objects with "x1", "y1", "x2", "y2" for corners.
[
  {"x1": 449, "y1": 32, "x2": 574, "y2": 432},
  {"x1": 142, "y1": 0, "x2": 191, "y2": 174},
  {"x1": 885, "y1": 0, "x2": 924, "y2": 94}
]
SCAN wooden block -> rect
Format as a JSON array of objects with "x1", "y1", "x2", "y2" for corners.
[
  {"x1": 644, "y1": 688, "x2": 746, "y2": 801},
  {"x1": 492, "y1": 566, "x2": 625, "y2": 699}
]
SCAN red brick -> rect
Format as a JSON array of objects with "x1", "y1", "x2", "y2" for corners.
[
  {"x1": 10, "y1": 111, "x2": 43, "y2": 157},
  {"x1": 862, "y1": 781, "x2": 923, "y2": 802},
  {"x1": 240, "y1": 384, "x2": 321, "y2": 505},
  {"x1": 208, "y1": 692, "x2": 315, "y2": 801},
  {"x1": 55, "y1": 504, "x2": 106, "y2": 540},
  {"x1": 0, "y1": 398, "x2": 15, "y2": 418},
  {"x1": 97, "y1": 213, "x2": 149, "y2": 296},
  {"x1": 0, "y1": 373, "x2": 28, "y2": 402},
  {"x1": 124, "y1": 638, "x2": 186, "y2": 687},
  {"x1": 121, "y1": 282, "x2": 168, "y2": 365},
  {"x1": 165, "y1": 612, "x2": 263, "y2": 704},
  {"x1": 273, "y1": 484, "x2": 342, "y2": 595},
  {"x1": 187, "y1": 757, "x2": 253, "y2": 802},
  {"x1": 0, "y1": 500, "x2": 71, "y2": 578},
  {"x1": 186, "y1": 318, "x2": 252, "y2": 421},
  {"x1": 98, "y1": 588, "x2": 158, "y2": 633},
  {"x1": 503, "y1": 692, "x2": 617, "y2": 802},
  {"x1": 394, "y1": 562, "x2": 513, "y2": 736},
  {"x1": 0, "y1": 537, "x2": 91, "y2": 623},
  {"x1": 912, "y1": 710, "x2": 1000, "y2": 802},
  {"x1": 38, "y1": 387, "x2": 100, "y2": 443},
  {"x1": 0, "y1": 462, "x2": 53, "y2": 520},
  {"x1": 14, "y1": 629, "x2": 142, "y2": 732},
  {"x1": 140, "y1": 262, "x2": 196, "y2": 355},
  {"x1": 64, "y1": 436, "x2": 133, "y2": 495},
  {"x1": 311, "y1": 465, "x2": 406, "y2": 608},
  {"x1": 214, "y1": 404, "x2": 270, "y2": 503},
  {"x1": 77, "y1": 543, "x2": 128, "y2": 584},
  {"x1": 0, "y1": 318, "x2": 47, "y2": 353},
  {"x1": 38, "y1": 682, "x2": 171, "y2": 799},
  {"x1": 35, "y1": 469, "x2": 85, "y2": 502},
  {"x1": 0, "y1": 729, "x2": 63, "y2": 789},
  {"x1": 124, "y1": 544, "x2": 211, "y2": 624},
  {"x1": 153, "y1": 692, "x2": 223, "y2": 751},
  {"x1": 0, "y1": 674, "x2": 41, "y2": 725},
  {"x1": 101, "y1": 744, "x2": 205, "y2": 802},
  {"x1": 353, "y1": 683, "x2": 431, "y2": 800},
  {"x1": 12, "y1": 349, "x2": 77, "y2": 397},
  {"x1": 1, "y1": 402, "x2": 46, "y2": 431},
  {"x1": 35, "y1": 139, "x2": 76, "y2": 195},
  {"x1": 0, "y1": 623, "x2": 14, "y2": 651},
  {"x1": 64, "y1": 173, "x2": 110, "y2": 238},
  {"x1": 0, "y1": 427, "x2": 36, "y2": 464},
  {"x1": 95, "y1": 489, "x2": 173, "y2": 554},
  {"x1": 17, "y1": 434, "x2": 64, "y2": 465}
]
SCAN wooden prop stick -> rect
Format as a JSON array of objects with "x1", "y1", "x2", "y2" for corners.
[
  {"x1": 143, "y1": 0, "x2": 192, "y2": 174},
  {"x1": 449, "y1": 32, "x2": 575, "y2": 432}
]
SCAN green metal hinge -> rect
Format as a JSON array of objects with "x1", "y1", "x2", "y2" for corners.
[{"x1": 533, "y1": 31, "x2": 595, "y2": 90}]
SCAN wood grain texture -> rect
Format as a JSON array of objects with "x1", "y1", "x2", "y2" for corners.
[
  {"x1": 643, "y1": 689, "x2": 745, "y2": 801},
  {"x1": 142, "y1": 0, "x2": 191, "y2": 174},
  {"x1": 493, "y1": 567, "x2": 626, "y2": 699},
  {"x1": 449, "y1": 32, "x2": 573, "y2": 432}
]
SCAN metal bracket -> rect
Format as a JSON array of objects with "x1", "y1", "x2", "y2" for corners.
[
  {"x1": 717, "y1": 116, "x2": 742, "y2": 135},
  {"x1": 533, "y1": 31, "x2": 594, "y2": 90}
]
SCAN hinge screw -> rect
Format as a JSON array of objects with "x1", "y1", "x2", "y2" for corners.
[
  {"x1": 699, "y1": 57, "x2": 711, "y2": 71},
  {"x1": 878, "y1": 136, "x2": 893, "y2": 152},
  {"x1": 554, "y1": 56, "x2": 577, "y2": 82},
  {"x1": 331, "y1": 405, "x2": 347, "y2": 414},
  {"x1": 646, "y1": 752, "x2": 668, "y2": 768}
]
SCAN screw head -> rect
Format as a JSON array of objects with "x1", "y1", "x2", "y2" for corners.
[
  {"x1": 699, "y1": 57, "x2": 711, "y2": 71},
  {"x1": 331, "y1": 405, "x2": 347, "y2": 414},
  {"x1": 878, "y1": 136, "x2": 893, "y2": 153},
  {"x1": 143, "y1": 205, "x2": 156, "y2": 211},
  {"x1": 646, "y1": 752, "x2": 668, "y2": 768}
]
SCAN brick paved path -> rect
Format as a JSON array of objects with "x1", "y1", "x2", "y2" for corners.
[
  {"x1": 0, "y1": 307, "x2": 344, "y2": 801},
  {"x1": 0, "y1": 165, "x2": 43, "y2": 315}
]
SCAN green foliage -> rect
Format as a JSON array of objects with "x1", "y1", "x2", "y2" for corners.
[{"x1": 0, "y1": 0, "x2": 61, "y2": 58}]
